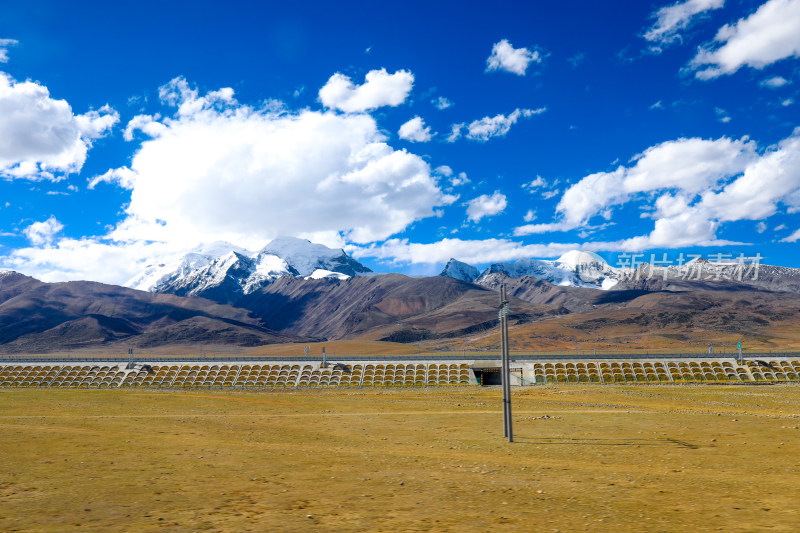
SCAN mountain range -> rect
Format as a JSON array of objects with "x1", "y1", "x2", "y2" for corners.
[
  {"x1": 125, "y1": 237, "x2": 371, "y2": 305},
  {"x1": 1, "y1": 237, "x2": 799, "y2": 352}
]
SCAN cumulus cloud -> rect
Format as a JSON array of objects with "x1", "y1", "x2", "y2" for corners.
[
  {"x1": 690, "y1": 0, "x2": 800, "y2": 79},
  {"x1": 643, "y1": 0, "x2": 724, "y2": 48},
  {"x1": 23, "y1": 216, "x2": 64, "y2": 246},
  {"x1": 107, "y1": 77, "x2": 454, "y2": 246},
  {"x1": 486, "y1": 39, "x2": 541, "y2": 75},
  {"x1": 0, "y1": 38, "x2": 17, "y2": 63},
  {"x1": 397, "y1": 116, "x2": 433, "y2": 142},
  {"x1": 555, "y1": 136, "x2": 758, "y2": 228},
  {"x1": 527, "y1": 130, "x2": 800, "y2": 250},
  {"x1": 466, "y1": 191, "x2": 507, "y2": 222},
  {"x1": 451, "y1": 107, "x2": 546, "y2": 142},
  {"x1": 318, "y1": 68, "x2": 414, "y2": 113},
  {"x1": 0, "y1": 72, "x2": 118, "y2": 180}
]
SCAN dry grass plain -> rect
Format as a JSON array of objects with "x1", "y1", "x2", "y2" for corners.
[{"x1": 1, "y1": 385, "x2": 799, "y2": 532}]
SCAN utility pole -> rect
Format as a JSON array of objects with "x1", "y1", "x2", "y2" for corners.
[{"x1": 499, "y1": 284, "x2": 513, "y2": 442}]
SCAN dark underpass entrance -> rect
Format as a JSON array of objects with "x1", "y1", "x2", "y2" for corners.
[{"x1": 474, "y1": 367, "x2": 522, "y2": 386}]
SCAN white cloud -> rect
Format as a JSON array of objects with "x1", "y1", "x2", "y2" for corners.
[
  {"x1": 643, "y1": 0, "x2": 724, "y2": 47},
  {"x1": 0, "y1": 72, "x2": 118, "y2": 180},
  {"x1": 756, "y1": 221, "x2": 768, "y2": 233},
  {"x1": 522, "y1": 176, "x2": 547, "y2": 190},
  {"x1": 513, "y1": 221, "x2": 573, "y2": 236},
  {"x1": 23, "y1": 216, "x2": 64, "y2": 246},
  {"x1": 2, "y1": 238, "x2": 183, "y2": 283},
  {"x1": 124, "y1": 114, "x2": 167, "y2": 140},
  {"x1": 446, "y1": 123, "x2": 465, "y2": 142},
  {"x1": 697, "y1": 132, "x2": 800, "y2": 223},
  {"x1": 523, "y1": 210, "x2": 536, "y2": 222},
  {"x1": 782, "y1": 98, "x2": 795, "y2": 106},
  {"x1": 318, "y1": 68, "x2": 414, "y2": 113},
  {"x1": 398, "y1": 116, "x2": 433, "y2": 142},
  {"x1": 782, "y1": 228, "x2": 800, "y2": 242},
  {"x1": 107, "y1": 78, "x2": 455, "y2": 246},
  {"x1": 75, "y1": 105, "x2": 120, "y2": 139},
  {"x1": 690, "y1": 0, "x2": 800, "y2": 79},
  {"x1": 354, "y1": 238, "x2": 579, "y2": 266},
  {"x1": 432, "y1": 96, "x2": 452, "y2": 110},
  {"x1": 461, "y1": 107, "x2": 546, "y2": 142},
  {"x1": 715, "y1": 107, "x2": 731, "y2": 122},
  {"x1": 87, "y1": 166, "x2": 137, "y2": 190},
  {"x1": 532, "y1": 129, "x2": 800, "y2": 250},
  {"x1": 0, "y1": 38, "x2": 18, "y2": 63},
  {"x1": 760, "y1": 75, "x2": 791, "y2": 88},
  {"x1": 556, "y1": 136, "x2": 758, "y2": 228},
  {"x1": 541, "y1": 189, "x2": 561, "y2": 200},
  {"x1": 466, "y1": 191, "x2": 507, "y2": 222},
  {"x1": 450, "y1": 172, "x2": 470, "y2": 187},
  {"x1": 434, "y1": 165, "x2": 453, "y2": 177},
  {"x1": 650, "y1": 100, "x2": 665, "y2": 110},
  {"x1": 486, "y1": 39, "x2": 541, "y2": 76}
]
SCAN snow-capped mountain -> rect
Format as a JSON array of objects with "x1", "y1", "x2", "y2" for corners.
[
  {"x1": 261, "y1": 236, "x2": 371, "y2": 277},
  {"x1": 126, "y1": 241, "x2": 254, "y2": 294},
  {"x1": 440, "y1": 258, "x2": 480, "y2": 282},
  {"x1": 615, "y1": 256, "x2": 800, "y2": 293},
  {"x1": 125, "y1": 237, "x2": 371, "y2": 304},
  {"x1": 460, "y1": 250, "x2": 621, "y2": 290},
  {"x1": 441, "y1": 250, "x2": 800, "y2": 294}
]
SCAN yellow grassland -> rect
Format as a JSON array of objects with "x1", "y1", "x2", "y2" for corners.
[{"x1": 1, "y1": 385, "x2": 799, "y2": 531}]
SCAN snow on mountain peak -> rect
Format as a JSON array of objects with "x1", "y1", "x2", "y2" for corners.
[
  {"x1": 125, "y1": 236, "x2": 370, "y2": 301},
  {"x1": 555, "y1": 250, "x2": 608, "y2": 268},
  {"x1": 305, "y1": 269, "x2": 351, "y2": 280},
  {"x1": 191, "y1": 241, "x2": 249, "y2": 257},
  {"x1": 441, "y1": 250, "x2": 620, "y2": 290},
  {"x1": 440, "y1": 258, "x2": 480, "y2": 282},
  {"x1": 261, "y1": 236, "x2": 345, "y2": 276}
]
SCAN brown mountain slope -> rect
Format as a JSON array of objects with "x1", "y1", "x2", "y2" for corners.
[
  {"x1": 426, "y1": 285, "x2": 800, "y2": 352},
  {"x1": 0, "y1": 273, "x2": 307, "y2": 353},
  {"x1": 4, "y1": 268, "x2": 800, "y2": 354},
  {"x1": 240, "y1": 274, "x2": 564, "y2": 341}
]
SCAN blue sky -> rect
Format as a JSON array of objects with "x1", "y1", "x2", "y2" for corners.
[{"x1": 0, "y1": 0, "x2": 799, "y2": 283}]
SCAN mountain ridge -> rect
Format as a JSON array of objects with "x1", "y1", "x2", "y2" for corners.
[{"x1": 125, "y1": 236, "x2": 372, "y2": 305}]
